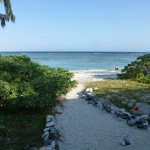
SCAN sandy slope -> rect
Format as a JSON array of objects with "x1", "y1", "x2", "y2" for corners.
[{"x1": 55, "y1": 70, "x2": 150, "y2": 150}]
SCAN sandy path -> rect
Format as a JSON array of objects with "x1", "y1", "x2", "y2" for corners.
[{"x1": 55, "y1": 71, "x2": 150, "y2": 150}]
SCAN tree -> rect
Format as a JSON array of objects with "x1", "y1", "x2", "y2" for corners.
[
  {"x1": 119, "y1": 54, "x2": 150, "y2": 83},
  {"x1": 0, "y1": 0, "x2": 15, "y2": 28}
]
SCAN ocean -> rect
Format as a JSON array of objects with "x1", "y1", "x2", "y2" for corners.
[{"x1": 0, "y1": 52, "x2": 149, "y2": 71}]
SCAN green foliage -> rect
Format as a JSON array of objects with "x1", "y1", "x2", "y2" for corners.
[
  {"x1": 86, "y1": 80, "x2": 150, "y2": 112},
  {"x1": 0, "y1": 0, "x2": 15, "y2": 27},
  {"x1": 0, "y1": 55, "x2": 76, "y2": 110},
  {"x1": 120, "y1": 54, "x2": 150, "y2": 83},
  {"x1": 0, "y1": 112, "x2": 48, "y2": 149}
]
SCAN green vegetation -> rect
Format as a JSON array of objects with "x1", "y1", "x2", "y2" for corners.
[
  {"x1": 119, "y1": 54, "x2": 150, "y2": 84},
  {"x1": 86, "y1": 80, "x2": 150, "y2": 111},
  {"x1": 0, "y1": 55, "x2": 76, "y2": 149},
  {"x1": 0, "y1": 55, "x2": 76, "y2": 110},
  {"x1": 0, "y1": 0, "x2": 15, "y2": 27},
  {"x1": 0, "y1": 111, "x2": 50, "y2": 150}
]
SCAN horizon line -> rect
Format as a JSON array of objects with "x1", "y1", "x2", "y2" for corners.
[{"x1": 0, "y1": 51, "x2": 150, "y2": 53}]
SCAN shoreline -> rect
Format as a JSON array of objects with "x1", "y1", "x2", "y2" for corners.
[
  {"x1": 70, "y1": 69, "x2": 121, "y2": 83},
  {"x1": 70, "y1": 69, "x2": 119, "y2": 73}
]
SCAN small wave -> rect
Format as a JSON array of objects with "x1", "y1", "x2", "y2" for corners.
[
  {"x1": 48, "y1": 53, "x2": 56, "y2": 54},
  {"x1": 94, "y1": 53, "x2": 102, "y2": 55}
]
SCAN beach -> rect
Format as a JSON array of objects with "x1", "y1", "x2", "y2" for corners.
[
  {"x1": 71, "y1": 69, "x2": 120, "y2": 82},
  {"x1": 55, "y1": 70, "x2": 150, "y2": 150}
]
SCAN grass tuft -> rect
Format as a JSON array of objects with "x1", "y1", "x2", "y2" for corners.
[{"x1": 85, "y1": 79, "x2": 150, "y2": 111}]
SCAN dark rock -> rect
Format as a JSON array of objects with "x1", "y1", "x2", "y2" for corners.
[
  {"x1": 114, "y1": 109, "x2": 123, "y2": 118},
  {"x1": 121, "y1": 112, "x2": 130, "y2": 120},
  {"x1": 147, "y1": 116, "x2": 150, "y2": 123},
  {"x1": 86, "y1": 96, "x2": 93, "y2": 101},
  {"x1": 101, "y1": 103, "x2": 112, "y2": 113},
  {"x1": 49, "y1": 127, "x2": 56, "y2": 134},
  {"x1": 124, "y1": 135, "x2": 132, "y2": 145},
  {"x1": 136, "y1": 115, "x2": 149, "y2": 123},
  {"x1": 137, "y1": 121, "x2": 148, "y2": 129},
  {"x1": 44, "y1": 139, "x2": 53, "y2": 146},
  {"x1": 120, "y1": 134, "x2": 132, "y2": 146},
  {"x1": 127, "y1": 119, "x2": 137, "y2": 126},
  {"x1": 81, "y1": 94, "x2": 86, "y2": 98}
]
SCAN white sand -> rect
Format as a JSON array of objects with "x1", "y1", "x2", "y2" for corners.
[
  {"x1": 55, "y1": 70, "x2": 150, "y2": 150},
  {"x1": 71, "y1": 69, "x2": 119, "y2": 82}
]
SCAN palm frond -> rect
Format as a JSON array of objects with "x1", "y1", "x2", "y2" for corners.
[{"x1": 0, "y1": 0, "x2": 15, "y2": 28}]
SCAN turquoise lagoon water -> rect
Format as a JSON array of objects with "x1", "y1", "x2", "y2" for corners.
[{"x1": 0, "y1": 52, "x2": 149, "y2": 71}]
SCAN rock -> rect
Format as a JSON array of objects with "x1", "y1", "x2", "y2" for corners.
[
  {"x1": 127, "y1": 119, "x2": 137, "y2": 126},
  {"x1": 92, "y1": 100, "x2": 98, "y2": 106},
  {"x1": 56, "y1": 108, "x2": 63, "y2": 114},
  {"x1": 114, "y1": 109, "x2": 123, "y2": 118},
  {"x1": 124, "y1": 135, "x2": 132, "y2": 145},
  {"x1": 136, "y1": 115, "x2": 149, "y2": 123},
  {"x1": 39, "y1": 145, "x2": 52, "y2": 150},
  {"x1": 86, "y1": 96, "x2": 93, "y2": 101},
  {"x1": 137, "y1": 121, "x2": 149, "y2": 129},
  {"x1": 120, "y1": 134, "x2": 132, "y2": 146},
  {"x1": 55, "y1": 106, "x2": 63, "y2": 114},
  {"x1": 51, "y1": 141, "x2": 55, "y2": 148},
  {"x1": 133, "y1": 115, "x2": 149, "y2": 129},
  {"x1": 120, "y1": 139, "x2": 126, "y2": 146},
  {"x1": 148, "y1": 116, "x2": 150, "y2": 123},
  {"x1": 50, "y1": 127, "x2": 56, "y2": 134},
  {"x1": 121, "y1": 112, "x2": 130, "y2": 120},
  {"x1": 85, "y1": 88, "x2": 93, "y2": 93},
  {"x1": 46, "y1": 122, "x2": 55, "y2": 128},
  {"x1": 110, "y1": 109, "x2": 115, "y2": 115},
  {"x1": 97, "y1": 101, "x2": 102, "y2": 108},
  {"x1": 86, "y1": 92, "x2": 95, "y2": 97},
  {"x1": 42, "y1": 131, "x2": 49, "y2": 141},
  {"x1": 110, "y1": 108, "x2": 118, "y2": 115},
  {"x1": 44, "y1": 139, "x2": 53, "y2": 146},
  {"x1": 101, "y1": 103, "x2": 112, "y2": 113},
  {"x1": 81, "y1": 94, "x2": 86, "y2": 98},
  {"x1": 43, "y1": 128, "x2": 50, "y2": 132},
  {"x1": 46, "y1": 115, "x2": 55, "y2": 123}
]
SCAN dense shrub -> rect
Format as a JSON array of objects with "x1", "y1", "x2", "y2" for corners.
[
  {"x1": 119, "y1": 54, "x2": 150, "y2": 83},
  {"x1": 0, "y1": 55, "x2": 76, "y2": 110}
]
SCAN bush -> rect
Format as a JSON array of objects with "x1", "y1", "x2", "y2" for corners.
[
  {"x1": 0, "y1": 55, "x2": 77, "y2": 110},
  {"x1": 119, "y1": 54, "x2": 150, "y2": 84}
]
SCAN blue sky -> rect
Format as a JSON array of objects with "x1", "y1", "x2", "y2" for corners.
[{"x1": 0, "y1": 0, "x2": 150, "y2": 52}]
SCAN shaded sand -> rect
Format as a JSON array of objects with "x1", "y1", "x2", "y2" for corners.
[{"x1": 55, "y1": 70, "x2": 150, "y2": 150}]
